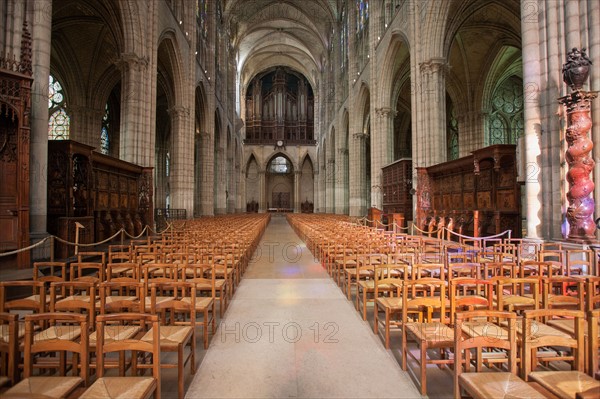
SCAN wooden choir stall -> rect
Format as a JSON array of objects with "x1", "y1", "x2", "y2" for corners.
[
  {"x1": 416, "y1": 144, "x2": 522, "y2": 238},
  {"x1": 47, "y1": 140, "x2": 153, "y2": 258}
]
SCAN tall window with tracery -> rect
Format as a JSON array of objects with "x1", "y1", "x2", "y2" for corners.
[
  {"x1": 100, "y1": 103, "x2": 110, "y2": 154},
  {"x1": 447, "y1": 97, "x2": 459, "y2": 160},
  {"x1": 340, "y1": 6, "x2": 348, "y2": 70},
  {"x1": 356, "y1": 0, "x2": 369, "y2": 33},
  {"x1": 48, "y1": 74, "x2": 70, "y2": 140},
  {"x1": 486, "y1": 76, "x2": 524, "y2": 146}
]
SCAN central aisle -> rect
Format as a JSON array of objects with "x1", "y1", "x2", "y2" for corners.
[{"x1": 186, "y1": 215, "x2": 422, "y2": 398}]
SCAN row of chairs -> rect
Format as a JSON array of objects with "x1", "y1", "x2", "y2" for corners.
[
  {"x1": 0, "y1": 213, "x2": 271, "y2": 398},
  {"x1": 287, "y1": 214, "x2": 600, "y2": 398}
]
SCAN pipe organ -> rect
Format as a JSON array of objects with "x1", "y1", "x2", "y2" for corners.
[{"x1": 245, "y1": 67, "x2": 315, "y2": 145}]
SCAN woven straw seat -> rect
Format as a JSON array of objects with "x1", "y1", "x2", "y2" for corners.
[
  {"x1": 529, "y1": 371, "x2": 600, "y2": 399},
  {"x1": 405, "y1": 322, "x2": 454, "y2": 344},
  {"x1": 89, "y1": 325, "x2": 141, "y2": 344},
  {"x1": 79, "y1": 376, "x2": 156, "y2": 399},
  {"x1": 34, "y1": 325, "x2": 81, "y2": 341},
  {"x1": 142, "y1": 325, "x2": 193, "y2": 351},
  {"x1": 0, "y1": 321, "x2": 26, "y2": 341},
  {"x1": 4, "y1": 376, "x2": 83, "y2": 399},
  {"x1": 459, "y1": 372, "x2": 547, "y2": 399}
]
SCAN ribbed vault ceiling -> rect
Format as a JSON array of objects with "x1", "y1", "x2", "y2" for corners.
[{"x1": 226, "y1": 0, "x2": 337, "y2": 91}]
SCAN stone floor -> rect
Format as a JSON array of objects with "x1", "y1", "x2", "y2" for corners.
[{"x1": 184, "y1": 215, "x2": 432, "y2": 399}]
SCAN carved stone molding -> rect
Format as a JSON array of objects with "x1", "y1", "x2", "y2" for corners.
[
  {"x1": 168, "y1": 106, "x2": 191, "y2": 119},
  {"x1": 116, "y1": 53, "x2": 149, "y2": 72},
  {"x1": 419, "y1": 58, "x2": 449, "y2": 75},
  {"x1": 353, "y1": 132, "x2": 368, "y2": 141},
  {"x1": 375, "y1": 107, "x2": 395, "y2": 118}
]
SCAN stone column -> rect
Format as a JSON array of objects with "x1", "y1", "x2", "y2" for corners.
[
  {"x1": 520, "y1": 2, "x2": 542, "y2": 238},
  {"x1": 258, "y1": 171, "x2": 266, "y2": 213},
  {"x1": 418, "y1": 58, "x2": 447, "y2": 166},
  {"x1": 372, "y1": 107, "x2": 394, "y2": 209},
  {"x1": 199, "y1": 131, "x2": 214, "y2": 215},
  {"x1": 117, "y1": 52, "x2": 153, "y2": 166},
  {"x1": 335, "y1": 147, "x2": 348, "y2": 214},
  {"x1": 68, "y1": 105, "x2": 104, "y2": 148},
  {"x1": 214, "y1": 147, "x2": 226, "y2": 214},
  {"x1": 326, "y1": 158, "x2": 336, "y2": 212},
  {"x1": 350, "y1": 132, "x2": 368, "y2": 216},
  {"x1": 294, "y1": 170, "x2": 301, "y2": 213},
  {"x1": 29, "y1": 0, "x2": 52, "y2": 239},
  {"x1": 313, "y1": 170, "x2": 319, "y2": 212},
  {"x1": 169, "y1": 106, "x2": 194, "y2": 216}
]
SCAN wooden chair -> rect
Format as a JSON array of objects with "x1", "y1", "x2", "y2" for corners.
[
  {"x1": 453, "y1": 310, "x2": 546, "y2": 399},
  {"x1": 0, "y1": 281, "x2": 46, "y2": 315},
  {"x1": 88, "y1": 281, "x2": 144, "y2": 375},
  {"x1": 70, "y1": 262, "x2": 105, "y2": 283},
  {"x1": 50, "y1": 281, "x2": 97, "y2": 326},
  {"x1": 566, "y1": 249, "x2": 594, "y2": 276},
  {"x1": 524, "y1": 309, "x2": 600, "y2": 399},
  {"x1": 0, "y1": 313, "x2": 18, "y2": 387},
  {"x1": 495, "y1": 277, "x2": 540, "y2": 312},
  {"x1": 3, "y1": 313, "x2": 88, "y2": 399},
  {"x1": 357, "y1": 263, "x2": 408, "y2": 321},
  {"x1": 521, "y1": 309, "x2": 586, "y2": 378},
  {"x1": 107, "y1": 262, "x2": 141, "y2": 281},
  {"x1": 402, "y1": 278, "x2": 450, "y2": 396},
  {"x1": 77, "y1": 251, "x2": 107, "y2": 266},
  {"x1": 182, "y1": 263, "x2": 216, "y2": 349},
  {"x1": 589, "y1": 309, "x2": 599, "y2": 378},
  {"x1": 80, "y1": 313, "x2": 161, "y2": 399},
  {"x1": 143, "y1": 281, "x2": 196, "y2": 399},
  {"x1": 373, "y1": 273, "x2": 404, "y2": 349},
  {"x1": 32, "y1": 262, "x2": 67, "y2": 303}
]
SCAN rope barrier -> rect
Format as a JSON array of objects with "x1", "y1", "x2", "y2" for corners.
[
  {"x1": 53, "y1": 228, "x2": 125, "y2": 247},
  {"x1": 445, "y1": 228, "x2": 512, "y2": 241},
  {"x1": 412, "y1": 224, "x2": 442, "y2": 235},
  {"x1": 0, "y1": 237, "x2": 50, "y2": 257}
]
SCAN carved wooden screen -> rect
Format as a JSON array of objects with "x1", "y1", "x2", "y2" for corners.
[
  {"x1": 0, "y1": 61, "x2": 32, "y2": 268},
  {"x1": 48, "y1": 140, "x2": 153, "y2": 256},
  {"x1": 382, "y1": 159, "x2": 413, "y2": 220},
  {"x1": 417, "y1": 145, "x2": 521, "y2": 238}
]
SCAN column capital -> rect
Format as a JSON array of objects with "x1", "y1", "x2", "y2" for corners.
[
  {"x1": 353, "y1": 132, "x2": 368, "y2": 141},
  {"x1": 294, "y1": 170, "x2": 302, "y2": 175},
  {"x1": 167, "y1": 106, "x2": 190, "y2": 119},
  {"x1": 116, "y1": 53, "x2": 149, "y2": 71},
  {"x1": 337, "y1": 147, "x2": 349, "y2": 155},
  {"x1": 375, "y1": 107, "x2": 396, "y2": 118},
  {"x1": 419, "y1": 58, "x2": 449, "y2": 75}
]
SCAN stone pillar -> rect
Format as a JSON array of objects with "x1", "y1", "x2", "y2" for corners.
[
  {"x1": 117, "y1": 52, "x2": 153, "y2": 167},
  {"x1": 68, "y1": 105, "x2": 104, "y2": 148},
  {"x1": 318, "y1": 154, "x2": 326, "y2": 213},
  {"x1": 326, "y1": 158, "x2": 336, "y2": 212},
  {"x1": 335, "y1": 147, "x2": 348, "y2": 214},
  {"x1": 29, "y1": 0, "x2": 52, "y2": 239},
  {"x1": 214, "y1": 147, "x2": 226, "y2": 214},
  {"x1": 372, "y1": 107, "x2": 394, "y2": 209},
  {"x1": 258, "y1": 171, "x2": 266, "y2": 213},
  {"x1": 350, "y1": 132, "x2": 368, "y2": 216},
  {"x1": 313, "y1": 170, "x2": 319, "y2": 212},
  {"x1": 168, "y1": 106, "x2": 194, "y2": 216},
  {"x1": 294, "y1": 170, "x2": 301, "y2": 213},
  {"x1": 199, "y1": 131, "x2": 214, "y2": 216},
  {"x1": 520, "y1": 2, "x2": 542, "y2": 238},
  {"x1": 418, "y1": 59, "x2": 447, "y2": 166}
]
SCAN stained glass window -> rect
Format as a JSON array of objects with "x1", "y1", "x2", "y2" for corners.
[
  {"x1": 356, "y1": 0, "x2": 369, "y2": 33},
  {"x1": 166, "y1": 151, "x2": 171, "y2": 177},
  {"x1": 270, "y1": 156, "x2": 290, "y2": 174},
  {"x1": 447, "y1": 97, "x2": 459, "y2": 160},
  {"x1": 341, "y1": 7, "x2": 348, "y2": 69},
  {"x1": 197, "y1": 0, "x2": 207, "y2": 38},
  {"x1": 486, "y1": 77, "x2": 524, "y2": 145},
  {"x1": 100, "y1": 103, "x2": 110, "y2": 154},
  {"x1": 48, "y1": 74, "x2": 70, "y2": 140}
]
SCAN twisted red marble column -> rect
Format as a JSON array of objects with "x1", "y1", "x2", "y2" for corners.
[
  {"x1": 560, "y1": 90, "x2": 597, "y2": 240},
  {"x1": 560, "y1": 48, "x2": 596, "y2": 241}
]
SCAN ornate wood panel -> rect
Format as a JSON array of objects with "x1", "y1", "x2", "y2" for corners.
[
  {"x1": 382, "y1": 159, "x2": 413, "y2": 221},
  {"x1": 0, "y1": 22, "x2": 32, "y2": 268},
  {"x1": 47, "y1": 140, "x2": 153, "y2": 257},
  {"x1": 417, "y1": 145, "x2": 521, "y2": 238}
]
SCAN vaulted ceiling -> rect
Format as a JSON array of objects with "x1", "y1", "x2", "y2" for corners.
[{"x1": 226, "y1": 0, "x2": 338, "y2": 92}]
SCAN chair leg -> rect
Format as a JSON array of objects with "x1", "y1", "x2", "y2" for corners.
[
  {"x1": 385, "y1": 309, "x2": 390, "y2": 349},
  {"x1": 420, "y1": 343, "x2": 427, "y2": 395}
]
